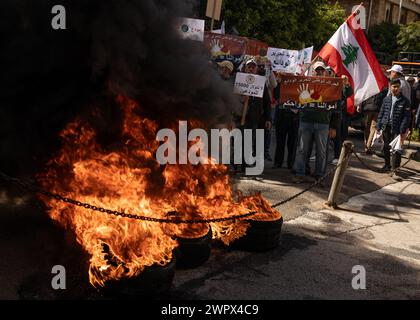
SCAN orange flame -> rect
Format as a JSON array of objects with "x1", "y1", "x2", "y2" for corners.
[{"x1": 38, "y1": 96, "x2": 281, "y2": 288}]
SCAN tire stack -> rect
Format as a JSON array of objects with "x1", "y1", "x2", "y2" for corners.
[
  {"x1": 102, "y1": 225, "x2": 213, "y2": 297},
  {"x1": 102, "y1": 259, "x2": 177, "y2": 298},
  {"x1": 175, "y1": 226, "x2": 212, "y2": 269},
  {"x1": 231, "y1": 217, "x2": 283, "y2": 252}
]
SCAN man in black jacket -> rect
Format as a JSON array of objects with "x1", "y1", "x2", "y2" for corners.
[
  {"x1": 273, "y1": 88, "x2": 299, "y2": 170},
  {"x1": 361, "y1": 88, "x2": 388, "y2": 154},
  {"x1": 240, "y1": 59, "x2": 272, "y2": 173},
  {"x1": 415, "y1": 72, "x2": 420, "y2": 128},
  {"x1": 293, "y1": 61, "x2": 341, "y2": 183},
  {"x1": 376, "y1": 79, "x2": 411, "y2": 175}
]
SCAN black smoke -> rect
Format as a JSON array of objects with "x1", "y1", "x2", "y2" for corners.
[{"x1": 0, "y1": 0, "x2": 239, "y2": 176}]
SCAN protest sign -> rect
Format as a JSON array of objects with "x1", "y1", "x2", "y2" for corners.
[
  {"x1": 205, "y1": 32, "x2": 247, "y2": 67},
  {"x1": 246, "y1": 39, "x2": 269, "y2": 56},
  {"x1": 299, "y1": 46, "x2": 314, "y2": 64},
  {"x1": 177, "y1": 18, "x2": 205, "y2": 41},
  {"x1": 279, "y1": 75, "x2": 343, "y2": 104},
  {"x1": 234, "y1": 72, "x2": 266, "y2": 98},
  {"x1": 267, "y1": 47, "x2": 303, "y2": 74},
  {"x1": 212, "y1": 21, "x2": 225, "y2": 34}
]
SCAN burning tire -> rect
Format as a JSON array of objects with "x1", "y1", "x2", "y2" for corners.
[
  {"x1": 102, "y1": 258, "x2": 176, "y2": 297},
  {"x1": 231, "y1": 217, "x2": 283, "y2": 252},
  {"x1": 175, "y1": 226, "x2": 212, "y2": 269}
]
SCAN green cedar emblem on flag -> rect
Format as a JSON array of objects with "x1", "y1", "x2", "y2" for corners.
[{"x1": 341, "y1": 44, "x2": 359, "y2": 68}]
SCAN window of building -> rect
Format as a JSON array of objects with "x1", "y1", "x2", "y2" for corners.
[{"x1": 385, "y1": 2, "x2": 391, "y2": 22}]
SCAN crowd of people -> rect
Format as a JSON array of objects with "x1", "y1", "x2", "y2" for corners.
[
  {"x1": 215, "y1": 57, "x2": 420, "y2": 183},
  {"x1": 361, "y1": 66, "x2": 420, "y2": 177}
]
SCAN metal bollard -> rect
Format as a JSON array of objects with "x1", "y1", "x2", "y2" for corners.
[{"x1": 326, "y1": 140, "x2": 353, "y2": 209}]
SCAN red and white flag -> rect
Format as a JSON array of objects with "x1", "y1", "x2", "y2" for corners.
[{"x1": 319, "y1": 5, "x2": 388, "y2": 115}]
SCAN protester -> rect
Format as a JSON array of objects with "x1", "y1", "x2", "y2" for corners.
[
  {"x1": 416, "y1": 72, "x2": 420, "y2": 105},
  {"x1": 255, "y1": 55, "x2": 278, "y2": 161},
  {"x1": 218, "y1": 60, "x2": 234, "y2": 80},
  {"x1": 407, "y1": 77, "x2": 416, "y2": 106},
  {"x1": 273, "y1": 80, "x2": 299, "y2": 170},
  {"x1": 407, "y1": 76, "x2": 419, "y2": 135},
  {"x1": 415, "y1": 72, "x2": 420, "y2": 129},
  {"x1": 332, "y1": 75, "x2": 353, "y2": 163},
  {"x1": 376, "y1": 79, "x2": 411, "y2": 178},
  {"x1": 240, "y1": 58, "x2": 272, "y2": 173},
  {"x1": 361, "y1": 88, "x2": 388, "y2": 154},
  {"x1": 387, "y1": 65, "x2": 411, "y2": 103},
  {"x1": 217, "y1": 60, "x2": 243, "y2": 174},
  {"x1": 293, "y1": 61, "x2": 341, "y2": 184}
]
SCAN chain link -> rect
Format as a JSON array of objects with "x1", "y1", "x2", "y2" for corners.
[
  {"x1": 0, "y1": 171, "x2": 260, "y2": 224},
  {"x1": 270, "y1": 157, "x2": 344, "y2": 208},
  {"x1": 0, "y1": 154, "x2": 345, "y2": 224},
  {"x1": 351, "y1": 150, "x2": 412, "y2": 175}
]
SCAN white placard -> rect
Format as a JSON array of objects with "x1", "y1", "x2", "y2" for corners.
[
  {"x1": 234, "y1": 72, "x2": 266, "y2": 98},
  {"x1": 177, "y1": 17, "x2": 205, "y2": 42},
  {"x1": 299, "y1": 46, "x2": 314, "y2": 64},
  {"x1": 267, "y1": 47, "x2": 303, "y2": 74}
]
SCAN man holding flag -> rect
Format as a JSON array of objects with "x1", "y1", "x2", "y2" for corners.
[{"x1": 318, "y1": 4, "x2": 388, "y2": 116}]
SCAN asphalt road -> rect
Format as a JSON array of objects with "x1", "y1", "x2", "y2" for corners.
[{"x1": 0, "y1": 129, "x2": 419, "y2": 299}]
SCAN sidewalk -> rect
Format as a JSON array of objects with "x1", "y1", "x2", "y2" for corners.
[
  {"x1": 171, "y1": 173, "x2": 420, "y2": 299},
  {"x1": 0, "y1": 131, "x2": 419, "y2": 299},
  {"x1": 169, "y1": 132, "x2": 420, "y2": 299}
]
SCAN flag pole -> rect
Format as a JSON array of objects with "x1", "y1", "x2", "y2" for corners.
[
  {"x1": 304, "y1": 2, "x2": 364, "y2": 75},
  {"x1": 302, "y1": 54, "x2": 320, "y2": 75},
  {"x1": 210, "y1": 0, "x2": 217, "y2": 31}
]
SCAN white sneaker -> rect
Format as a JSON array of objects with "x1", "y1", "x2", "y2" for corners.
[{"x1": 331, "y1": 158, "x2": 339, "y2": 165}]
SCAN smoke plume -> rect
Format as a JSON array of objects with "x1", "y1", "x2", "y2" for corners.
[{"x1": 0, "y1": 0, "x2": 239, "y2": 176}]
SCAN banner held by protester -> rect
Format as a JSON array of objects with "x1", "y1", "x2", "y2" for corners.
[
  {"x1": 279, "y1": 74, "x2": 343, "y2": 104},
  {"x1": 176, "y1": 17, "x2": 205, "y2": 41},
  {"x1": 234, "y1": 72, "x2": 266, "y2": 98},
  {"x1": 267, "y1": 48, "x2": 303, "y2": 74},
  {"x1": 205, "y1": 32, "x2": 247, "y2": 68}
]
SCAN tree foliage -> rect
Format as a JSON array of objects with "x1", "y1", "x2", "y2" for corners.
[
  {"x1": 198, "y1": 0, "x2": 346, "y2": 49},
  {"x1": 397, "y1": 21, "x2": 420, "y2": 52},
  {"x1": 367, "y1": 22, "x2": 401, "y2": 65},
  {"x1": 312, "y1": 1, "x2": 346, "y2": 48}
]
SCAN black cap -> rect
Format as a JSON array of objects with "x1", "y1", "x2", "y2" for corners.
[{"x1": 390, "y1": 79, "x2": 401, "y2": 86}]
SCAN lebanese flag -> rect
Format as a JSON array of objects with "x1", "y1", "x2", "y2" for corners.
[{"x1": 319, "y1": 5, "x2": 388, "y2": 115}]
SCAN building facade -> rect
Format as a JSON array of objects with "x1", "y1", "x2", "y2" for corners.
[{"x1": 337, "y1": 0, "x2": 419, "y2": 28}]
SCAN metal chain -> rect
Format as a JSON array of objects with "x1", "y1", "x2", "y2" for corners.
[
  {"x1": 351, "y1": 150, "x2": 412, "y2": 175},
  {"x1": 41, "y1": 188, "x2": 262, "y2": 224},
  {"x1": 0, "y1": 171, "x2": 260, "y2": 224},
  {"x1": 270, "y1": 156, "x2": 345, "y2": 208},
  {"x1": 0, "y1": 153, "x2": 346, "y2": 224},
  {"x1": 351, "y1": 150, "x2": 385, "y2": 173}
]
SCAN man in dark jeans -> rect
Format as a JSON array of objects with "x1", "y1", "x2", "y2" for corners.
[
  {"x1": 415, "y1": 72, "x2": 420, "y2": 128},
  {"x1": 332, "y1": 75, "x2": 353, "y2": 163},
  {"x1": 273, "y1": 102, "x2": 299, "y2": 170},
  {"x1": 361, "y1": 88, "x2": 388, "y2": 154},
  {"x1": 293, "y1": 61, "x2": 341, "y2": 184},
  {"x1": 376, "y1": 79, "x2": 411, "y2": 179},
  {"x1": 240, "y1": 59, "x2": 272, "y2": 173},
  {"x1": 272, "y1": 79, "x2": 299, "y2": 170}
]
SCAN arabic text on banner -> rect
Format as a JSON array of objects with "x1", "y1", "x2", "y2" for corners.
[
  {"x1": 267, "y1": 48, "x2": 303, "y2": 74},
  {"x1": 205, "y1": 32, "x2": 247, "y2": 67},
  {"x1": 234, "y1": 72, "x2": 266, "y2": 98},
  {"x1": 279, "y1": 75, "x2": 343, "y2": 104}
]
